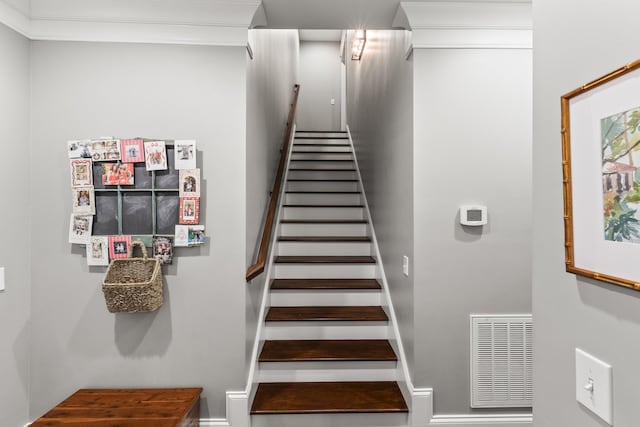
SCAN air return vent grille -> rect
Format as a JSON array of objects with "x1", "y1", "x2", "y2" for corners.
[{"x1": 470, "y1": 314, "x2": 532, "y2": 408}]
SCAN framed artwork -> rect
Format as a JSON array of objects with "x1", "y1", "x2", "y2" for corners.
[
  {"x1": 174, "y1": 140, "x2": 197, "y2": 169},
  {"x1": 188, "y1": 225, "x2": 205, "y2": 246},
  {"x1": 152, "y1": 236, "x2": 174, "y2": 265},
  {"x1": 561, "y1": 58, "x2": 640, "y2": 291},
  {"x1": 109, "y1": 235, "x2": 132, "y2": 259},
  {"x1": 179, "y1": 169, "x2": 200, "y2": 197},
  {"x1": 87, "y1": 236, "x2": 109, "y2": 266},
  {"x1": 144, "y1": 141, "x2": 168, "y2": 171},
  {"x1": 174, "y1": 225, "x2": 189, "y2": 247},
  {"x1": 68, "y1": 140, "x2": 92, "y2": 159},
  {"x1": 179, "y1": 197, "x2": 199, "y2": 224},
  {"x1": 72, "y1": 186, "x2": 96, "y2": 215},
  {"x1": 120, "y1": 139, "x2": 145, "y2": 163},
  {"x1": 102, "y1": 163, "x2": 134, "y2": 186},
  {"x1": 90, "y1": 139, "x2": 121, "y2": 162},
  {"x1": 70, "y1": 159, "x2": 93, "y2": 187},
  {"x1": 69, "y1": 214, "x2": 93, "y2": 244}
]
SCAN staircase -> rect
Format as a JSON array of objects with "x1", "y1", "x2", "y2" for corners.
[{"x1": 250, "y1": 130, "x2": 409, "y2": 426}]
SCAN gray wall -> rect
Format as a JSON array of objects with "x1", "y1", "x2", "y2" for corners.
[
  {"x1": 29, "y1": 41, "x2": 247, "y2": 420},
  {"x1": 533, "y1": 1, "x2": 640, "y2": 426},
  {"x1": 245, "y1": 28, "x2": 299, "y2": 367},
  {"x1": 298, "y1": 41, "x2": 342, "y2": 131},
  {"x1": 346, "y1": 29, "x2": 416, "y2": 375},
  {"x1": 0, "y1": 22, "x2": 30, "y2": 427},
  {"x1": 413, "y1": 48, "x2": 532, "y2": 415}
]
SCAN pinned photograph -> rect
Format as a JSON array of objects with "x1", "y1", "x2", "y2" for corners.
[
  {"x1": 179, "y1": 169, "x2": 200, "y2": 197},
  {"x1": 86, "y1": 236, "x2": 109, "y2": 266},
  {"x1": 102, "y1": 163, "x2": 134, "y2": 186},
  {"x1": 68, "y1": 214, "x2": 93, "y2": 244},
  {"x1": 152, "y1": 236, "x2": 174, "y2": 265},
  {"x1": 144, "y1": 141, "x2": 168, "y2": 171},
  {"x1": 70, "y1": 159, "x2": 93, "y2": 187},
  {"x1": 174, "y1": 225, "x2": 189, "y2": 247},
  {"x1": 72, "y1": 186, "x2": 96, "y2": 215},
  {"x1": 188, "y1": 225, "x2": 205, "y2": 246},
  {"x1": 109, "y1": 235, "x2": 131, "y2": 259},
  {"x1": 120, "y1": 139, "x2": 145, "y2": 163},
  {"x1": 68, "y1": 140, "x2": 92, "y2": 159},
  {"x1": 179, "y1": 197, "x2": 199, "y2": 224},
  {"x1": 174, "y1": 140, "x2": 197, "y2": 169},
  {"x1": 90, "y1": 139, "x2": 121, "y2": 162}
]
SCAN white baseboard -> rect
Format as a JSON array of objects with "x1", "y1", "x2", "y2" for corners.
[{"x1": 200, "y1": 418, "x2": 231, "y2": 426}]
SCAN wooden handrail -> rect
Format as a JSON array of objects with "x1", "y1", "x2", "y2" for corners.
[{"x1": 246, "y1": 84, "x2": 300, "y2": 282}]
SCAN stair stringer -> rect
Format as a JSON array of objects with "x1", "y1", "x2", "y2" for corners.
[
  {"x1": 345, "y1": 125, "x2": 420, "y2": 420},
  {"x1": 245, "y1": 124, "x2": 298, "y2": 406}
]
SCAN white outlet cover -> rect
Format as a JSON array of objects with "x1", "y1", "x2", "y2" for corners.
[
  {"x1": 576, "y1": 348, "x2": 613, "y2": 425},
  {"x1": 0, "y1": 267, "x2": 5, "y2": 291},
  {"x1": 402, "y1": 256, "x2": 409, "y2": 277}
]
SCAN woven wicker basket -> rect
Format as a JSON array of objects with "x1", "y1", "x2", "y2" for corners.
[{"x1": 102, "y1": 241, "x2": 163, "y2": 313}]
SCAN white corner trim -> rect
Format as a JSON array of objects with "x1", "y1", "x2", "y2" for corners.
[
  {"x1": 226, "y1": 390, "x2": 250, "y2": 427},
  {"x1": 0, "y1": 0, "x2": 30, "y2": 36}
]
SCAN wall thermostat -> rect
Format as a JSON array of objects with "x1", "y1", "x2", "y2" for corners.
[{"x1": 460, "y1": 205, "x2": 487, "y2": 226}]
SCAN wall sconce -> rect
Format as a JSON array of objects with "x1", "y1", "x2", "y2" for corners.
[{"x1": 351, "y1": 30, "x2": 366, "y2": 61}]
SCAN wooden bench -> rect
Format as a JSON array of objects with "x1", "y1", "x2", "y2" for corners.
[{"x1": 30, "y1": 388, "x2": 202, "y2": 426}]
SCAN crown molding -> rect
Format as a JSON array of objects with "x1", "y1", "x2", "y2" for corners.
[
  {"x1": 0, "y1": 0, "x2": 260, "y2": 46},
  {"x1": 396, "y1": 1, "x2": 532, "y2": 49}
]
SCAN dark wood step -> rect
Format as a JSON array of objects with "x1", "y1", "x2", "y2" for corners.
[
  {"x1": 259, "y1": 340, "x2": 397, "y2": 362},
  {"x1": 293, "y1": 143, "x2": 351, "y2": 147},
  {"x1": 292, "y1": 151, "x2": 353, "y2": 155},
  {"x1": 251, "y1": 381, "x2": 408, "y2": 414},
  {"x1": 271, "y1": 278, "x2": 381, "y2": 290},
  {"x1": 278, "y1": 236, "x2": 370, "y2": 242},
  {"x1": 296, "y1": 130, "x2": 347, "y2": 134},
  {"x1": 290, "y1": 159, "x2": 354, "y2": 162},
  {"x1": 275, "y1": 256, "x2": 376, "y2": 264},
  {"x1": 283, "y1": 204, "x2": 364, "y2": 208},
  {"x1": 289, "y1": 168, "x2": 357, "y2": 172},
  {"x1": 295, "y1": 136, "x2": 349, "y2": 140},
  {"x1": 287, "y1": 179, "x2": 358, "y2": 182},
  {"x1": 285, "y1": 191, "x2": 360, "y2": 194},
  {"x1": 280, "y1": 219, "x2": 367, "y2": 224},
  {"x1": 266, "y1": 306, "x2": 388, "y2": 322}
]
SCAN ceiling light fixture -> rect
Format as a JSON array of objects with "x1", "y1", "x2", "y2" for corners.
[{"x1": 351, "y1": 29, "x2": 366, "y2": 61}]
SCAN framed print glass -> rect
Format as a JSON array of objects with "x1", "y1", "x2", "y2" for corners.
[{"x1": 562, "y1": 59, "x2": 640, "y2": 290}]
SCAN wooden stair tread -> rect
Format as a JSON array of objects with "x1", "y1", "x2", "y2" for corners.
[
  {"x1": 296, "y1": 130, "x2": 347, "y2": 133},
  {"x1": 282, "y1": 204, "x2": 363, "y2": 207},
  {"x1": 266, "y1": 306, "x2": 388, "y2": 322},
  {"x1": 290, "y1": 159, "x2": 354, "y2": 162},
  {"x1": 271, "y1": 278, "x2": 381, "y2": 290},
  {"x1": 280, "y1": 219, "x2": 367, "y2": 224},
  {"x1": 259, "y1": 340, "x2": 397, "y2": 362},
  {"x1": 295, "y1": 136, "x2": 349, "y2": 140},
  {"x1": 250, "y1": 381, "x2": 408, "y2": 414},
  {"x1": 293, "y1": 143, "x2": 351, "y2": 147},
  {"x1": 291, "y1": 151, "x2": 353, "y2": 154},
  {"x1": 289, "y1": 168, "x2": 356, "y2": 172},
  {"x1": 286, "y1": 191, "x2": 360, "y2": 194},
  {"x1": 287, "y1": 179, "x2": 358, "y2": 182},
  {"x1": 278, "y1": 236, "x2": 370, "y2": 242},
  {"x1": 275, "y1": 256, "x2": 376, "y2": 264}
]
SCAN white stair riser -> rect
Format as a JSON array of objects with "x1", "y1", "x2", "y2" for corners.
[
  {"x1": 288, "y1": 170, "x2": 357, "y2": 180},
  {"x1": 280, "y1": 223, "x2": 367, "y2": 236},
  {"x1": 285, "y1": 193, "x2": 361, "y2": 205},
  {"x1": 282, "y1": 206, "x2": 364, "y2": 220},
  {"x1": 270, "y1": 290, "x2": 381, "y2": 306},
  {"x1": 293, "y1": 145, "x2": 352, "y2": 152},
  {"x1": 289, "y1": 160, "x2": 354, "y2": 169},
  {"x1": 290, "y1": 153, "x2": 354, "y2": 161},
  {"x1": 257, "y1": 363, "x2": 397, "y2": 382},
  {"x1": 286, "y1": 181, "x2": 359, "y2": 192},
  {"x1": 264, "y1": 323, "x2": 389, "y2": 340},
  {"x1": 277, "y1": 241, "x2": 371, "y2": 256},
  {"x1": 274, "y1": 263, "x2": 377, "y2": 279},
  {"x1": 251, "y1": 412, "x2": 408, "y2": 427}
]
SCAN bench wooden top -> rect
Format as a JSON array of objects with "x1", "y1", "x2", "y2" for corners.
[{"x1": 30, "y1": 388, "x2": 202, "y2": 426}]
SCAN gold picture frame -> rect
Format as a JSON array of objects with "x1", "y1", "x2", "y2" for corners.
[{"x1": 562, "y1": 59, "x2": 640, "y2": 291}]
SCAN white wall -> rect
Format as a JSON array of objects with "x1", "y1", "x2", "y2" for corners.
[
  {"x1": 29, "y1": 41, "x2": 247, "y2": 420},
  {"x1": 413, "y1": 48, "x2": 532, "y2": 415},
  {"x1": 0, "y1": 22, "x2": 30, "y2": 427},
  {"x1": 245, "y1": 28, "x2": 299, "y2": 365},
  {"x1": 533, "y1": 1, "x2": 640, "y2": 426},
  {"x1": 346, "y1": 29, "x2": 416, "y2": 374},
  {"x1": 298, "y1": 41, "x2": 342, "y2": 131}
]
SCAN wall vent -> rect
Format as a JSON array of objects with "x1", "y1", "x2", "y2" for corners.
[{"x1": 470, "y1": 314, "x2": 532, "y2": 408}]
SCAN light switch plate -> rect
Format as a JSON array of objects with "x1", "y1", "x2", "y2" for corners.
[
  {"x1": 576, "y1": 348, "x2": 612, "y2": 425},
  {"x1": 402, "y1": 256, "x2": 409, "y2": 277},
  {"x1": 0, "y1": 267, "x2": 5, "y2": 291}
]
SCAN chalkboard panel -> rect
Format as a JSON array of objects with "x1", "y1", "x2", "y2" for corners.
[
  {"x1": 93, "y1": 192, "x2": 118, "y2": 235},
  {"x1": 134, "y1": 164, "x2": 152, "y2": 189},
  {"x1": 122, "y1": 192, "x2": 152, "y2": 235},
  {"x1": 156, "y1": 147, "x2": 179, "y2": 189},
  {"x1": 93, "y1": 163, "x2": 105, "y2": 189},
  {"x1": 156, "y1": 193, "x2": 179, "y2": 235}
]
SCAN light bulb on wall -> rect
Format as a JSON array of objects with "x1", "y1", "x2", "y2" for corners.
[{"x1": 351, "y1": 29, "x2": 366, "y2": 61}]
